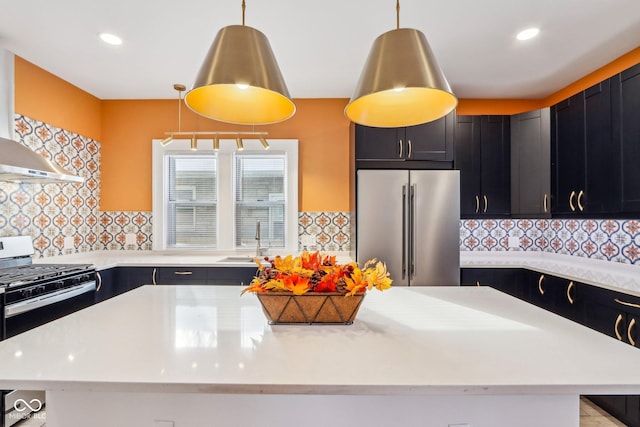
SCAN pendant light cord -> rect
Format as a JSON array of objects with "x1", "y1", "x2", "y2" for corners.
[
  {"x1": 396, "y1": 0, "x2": 400, "y2": 29},
  {"x1": 242, "y1": 0, "x2": 246, "y2": 26}
]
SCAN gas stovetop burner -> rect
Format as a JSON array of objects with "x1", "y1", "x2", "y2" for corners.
[{"x1": 0, "y1": 264, "x2": 94, "y2": 287}]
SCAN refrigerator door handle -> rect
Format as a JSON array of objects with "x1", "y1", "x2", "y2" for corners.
[
  {"x1": 410, "y1": 184, "x2": 416, "y2": 279},
  {"x1": 401, "y1": 184, "x2": 407, "y2": 279}
]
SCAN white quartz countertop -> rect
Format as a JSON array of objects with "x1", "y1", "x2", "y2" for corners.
[
  {"x1": 33, "y1": 249, "x2": 640, "y2": 296},
  {"x1": 1, "y1": 285, "x2": 640, "y2": 396}
]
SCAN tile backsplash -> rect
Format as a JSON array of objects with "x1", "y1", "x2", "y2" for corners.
[
  {"x1": 1, "y1": 115, "x2": 638, "y2": 266},
  {"x1": 461, "y1": 219, "x2": 640, "y2": 265},
  {"x1": 0, "y1": 115, "x2": 101, "y2": 257}
]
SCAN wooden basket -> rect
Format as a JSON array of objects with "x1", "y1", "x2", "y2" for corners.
[{"x1": 256, "y1": 292, "x2": 365, "y2": 325}]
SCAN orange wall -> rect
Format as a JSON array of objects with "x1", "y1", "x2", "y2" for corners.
[
  {"x1": 100, "y1": 98, "x2": 351, "y2": 212},
  {"x1": 14, "y1": 57, "x2": 101, "y2": 141}
]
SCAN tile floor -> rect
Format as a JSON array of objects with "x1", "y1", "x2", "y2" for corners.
[
  {"x1": 10, "y1": 399, "x2": 627, "y2": 426},
  {"x1": 581, "y1": 398, "x2": 627, "y2": 426}
]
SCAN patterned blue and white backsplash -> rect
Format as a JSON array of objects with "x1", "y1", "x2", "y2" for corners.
[{"x1": 461, "y1": 219, "x2": 640, "y2": 264}]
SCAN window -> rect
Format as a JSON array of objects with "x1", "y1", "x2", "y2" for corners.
[
  {"x1": 152, "y1": 138, "x2": 298, "y2": 253},
  {"x1": 167, "y1": 156, "x2": 217, "y2": 247},
  {"x1": 234, "y1": 154, "x2": 286, "y2": 248}
]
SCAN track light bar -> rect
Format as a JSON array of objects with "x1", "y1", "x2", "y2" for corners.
[{"x1": 158, "y1": 131, "x2": 269, "y2": 151}]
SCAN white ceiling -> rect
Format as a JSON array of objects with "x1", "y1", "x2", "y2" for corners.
[{"x1": 1, "y1": 0, "x2": 639, "y2": 101}]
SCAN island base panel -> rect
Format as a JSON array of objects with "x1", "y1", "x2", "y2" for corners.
[{"x1": 46, "y1": 391, "x2": 578, "y2": 427}]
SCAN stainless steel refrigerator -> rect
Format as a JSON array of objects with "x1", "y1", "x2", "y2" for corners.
[{"x1": 356, "y1": 169, "x2": 460, "y2": 286}]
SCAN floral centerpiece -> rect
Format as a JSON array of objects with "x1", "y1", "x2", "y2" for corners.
[{"x1": 242, "y1": 251, "x2": 392, "y2": 324}]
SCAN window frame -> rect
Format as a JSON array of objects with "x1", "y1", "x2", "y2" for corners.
[{"x1": 152, "y1": 138, "x2": 298, "y2": 254}]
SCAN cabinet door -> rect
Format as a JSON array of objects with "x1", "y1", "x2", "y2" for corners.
[
  {"x1": 511, "y1": 109, "x2": 551, "y2": 217},
  {"x1": 480, "y1": 116, "x2": 511, "y2": 216},
  {"x1": 156, "y1": 267, "x2": 208, "y2": 285},
  {"x1": 460, "y1": 268, "x2": 494, "y2": 287},
  {"x1": 208, "y1": 267, "x2": 258, "y2": 286},
  {"x1": 584, "y1": 79, "x2": 620, "y2": 214},
  {"x1": 455, "y1": 116, "x2": 481, "y2": 217},
  {"x1": 95, "y1": 269, "x2": 114, "y2": 303},
  {"x1": 612, "y1": 63, "x2": 640, "y2": 213},
  {"x1": 355, "y1": 125, "x2": 404, "y2": 161},
  {"x1": 551, "y1": 93, "x2": 586, "y2": 214},
  {"x1": 526, "y1": 271, "x2": 555, "y2": 311},
  {"x1": 118, "y1": 267, "x2": 155, "y2": 291},
  {"x1": 405, "y1": 112, "x2": 455, "y2": 161}
]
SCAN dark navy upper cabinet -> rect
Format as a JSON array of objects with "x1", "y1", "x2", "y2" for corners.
[
  {"x1": 511, "y1": 108, "x2": 551, "y2": 218},
  {"x1": 612, "y1": 62, "x2": 640, "y2": 214},
  {"x1": 354, "y1": 112, "x2": 455, "y2": 164},
  {"x1": 551, "y1": 92, "x2": 586, "y2": 215},
  {"x1": 455, "y1": 115, "x2": 511, "y2": 218},
  {"x1": 584, "y1": 79, "x2": 620, "y2": 215}
]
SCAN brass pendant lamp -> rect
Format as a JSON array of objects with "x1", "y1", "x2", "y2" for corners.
[
  {"x1": 185, "y1": 0, "x2": 296, "y2": 125},
  {"x1": 345, "y1": 0, "x2": 457, "y2": 128}
]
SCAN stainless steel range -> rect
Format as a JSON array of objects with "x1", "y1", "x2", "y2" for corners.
[{"x1": 0, "y1": 235, "x2": 97, "y2": 427}]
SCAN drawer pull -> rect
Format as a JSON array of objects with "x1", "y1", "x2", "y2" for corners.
[
  {"x1": 152, "y1": 268, "x2": 157, "y2": 285},
  {"x1": 398, "y1": 139, "x2": 403, "y2": 158},
  {"x1": 615, "y1": 314, "x2": 623, "y2": 341},
  {"x1": 569, "y1": 191, "x2": 576, "y2": 212},
  {"x1": 614, "y1": 298, "x2": 640, "y2": 309},
  {"x1": 483, "y1": 195, "x2": 488, "y2": 213},
  {"x1": 538, "y1": 274, "x2": 545, "y2": 295},
  {"x1": 96, "y1": 271, "x2": 103, "y2": 292},
  {"x1": 567, "y1": 281, "x2": 574, "y2": 304},
  {"x1": 543, "y1": 193, "x2": 548, "y2": 213},
  {"x1": 475, "y1": 195, "x2": 480, "y2": 214},
  {"x1": 476, "y1": 281, "x2": 481, "y2": 287},
  {"x1": 628, "y1": 318, "x2": 637, "y2": 347},
  {"x1": 174, "y1": 271, "x2": 193, "y2": 275}
]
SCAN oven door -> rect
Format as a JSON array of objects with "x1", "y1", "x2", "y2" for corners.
[{"x1": 5, "y1": 281, "x2": 96, "y2": 337}]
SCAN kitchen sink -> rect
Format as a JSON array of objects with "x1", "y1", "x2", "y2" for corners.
[{"x1": 218, "y1": 256, "x2": 260, "y2": 263}]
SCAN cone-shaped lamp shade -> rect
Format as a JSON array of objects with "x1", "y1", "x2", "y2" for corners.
[
  {"x1": 185, "y1": 25, "x2": 296, "y2": 125},
  {"x1": 345, "y1": 28, "x2": 457, "y2": 128}
]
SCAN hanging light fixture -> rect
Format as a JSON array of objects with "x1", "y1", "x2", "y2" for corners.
[
  {"x1": 345, "y1": 0, "x2": 457, "y2": 128},
  {"x1": 160, "y1": 84, "x2": 269, "y2": 151},
  {"x1": 185, "y1": 0, "x2": 296, "y2": 125}
]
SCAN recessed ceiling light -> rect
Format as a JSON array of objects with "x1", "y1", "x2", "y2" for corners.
[
  {"x1": 516, "y1": 28, "x2": 539, "y2": 41},
  {"x1": 98, "y1": 32, "x2": 123, "y2": 46}
]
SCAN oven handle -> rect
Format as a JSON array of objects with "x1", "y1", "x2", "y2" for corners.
[{"x1": 4, "y1": 281, "x2": 96, "y2": 318}]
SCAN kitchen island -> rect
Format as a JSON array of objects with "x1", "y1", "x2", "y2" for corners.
[{"x1": 1, "y1": 285, "x2": 640, "y2": 427}]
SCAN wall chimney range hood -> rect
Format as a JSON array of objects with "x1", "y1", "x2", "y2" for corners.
[{"x1": 0, "y1": 49, "x2": 83, "y2": 184}]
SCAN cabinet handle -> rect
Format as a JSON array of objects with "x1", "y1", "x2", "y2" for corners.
[
  {"x1": 398, "y1": 139, "x2": 403, "y2": 158},
  {"x1": 483, "y1": 195, "x2": 488, "y2": 213},
  {"x1": 628, "y1": 318, "x2": 637, "y2": 347},
  {"x1": 615, "y1": 314, "x2": 623, "y2": 341},
  {"x1": 543, "y1": 194, "x2": 548, "y2": 213},
  {"x1": 174, "y1": 271, "x2": 193, "y2": 275},
  {"x1": 538, "y1": 274, "x2": 545, "y2": 295},
  {"x1": 407, "y1": 139, "x2": 412, "y2": 158},
  {"x1": 475, "y1": 196, "x2": 480, "y2": 213},
  {"x1": 476, "y1": 281, "x2": 481, "y2": 287},
  {"x1": 577, "y1": 190, "x2": 584, "y2": 211},
  {"x1": 152, "y1": 268, "x2": 157, "y2": 285},
  {"x1": 566, "y1": 281, "x2": 574, "y2": 304},
  {"x1": 614, "y1": 298, "x2": 640, "y2": 309},
  {"x1": 569, "y1": 191, "x2": 576, "y2": 211},
  {"x1": 96, "y1": 271, "x2": 103, "y2": 292}
]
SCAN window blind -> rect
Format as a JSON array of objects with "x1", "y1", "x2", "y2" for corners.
[
  {"x1": 167, "y1": 156, "x2": 217, "y2": 247},
  {"x1": 234, "y1": 154, "x2": 286, "y2": 248}
]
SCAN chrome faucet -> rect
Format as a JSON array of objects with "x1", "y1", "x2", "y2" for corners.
[{"x1": 255, "y1": 220, "x2": 262, "y2": 257}]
